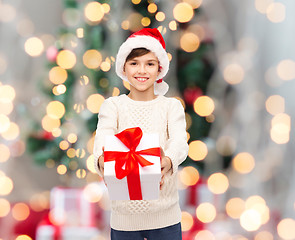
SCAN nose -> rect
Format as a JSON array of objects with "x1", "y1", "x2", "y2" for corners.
[{"x1": 137, "y1": 63, "x2": 146, "y2": 74}]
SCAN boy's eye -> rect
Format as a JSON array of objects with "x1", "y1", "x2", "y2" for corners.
[
  {"x1": 130, "y1": 62, "x2": 137, "y2": 65},
  {"x1": 148, "y1": 63, "x2": 155, "y2": 66}
]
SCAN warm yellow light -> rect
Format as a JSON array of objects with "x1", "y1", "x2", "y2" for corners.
[
  {"x1": 46, "y1": 101, "x2": 65, "y2": 119},
  {"x1": 271, "y1": 113, "x2": 290, "y2": 144},
  {"x1": 245, "y1": 195, "x2": 266, "y2": 209},
  {"x1": 76, "y1": 28, "x2": 84, "y2": 38},
  {"x1": 193, "y1": 96, "x2": 215, "y2": 117},
  {"x1": 179, "y1": 166, "x2": 199, "y2": 186},
  {"x1": 0, "y1": 85, "x2": 16, "y2": 102},
  {"x1": 0, "y1": 114, "x2": 10, "y2": 133},
  {"x1": 1, "y1": 122, "x2": 20, "y2": 140},
  {"x1": 196, "y1": 202, "x2": 216, "y2": 223},
  {"x1": 83, "y1": 183, "x2": 103, "y2": 203},
  {"x1": 76, "y1": 169, "x2": 87, "y2": 179},
  {"x1": 141, "y1": 17, "x2": 151, "y2": 27},
  {"x1": 216, "y1": 135, "x2": 236, "y2": 156},
  {"x1": 148, "y1": 3, "x2": 157, "y2": 13},
  {"x1": 0, "y1": 101, "x2": 13, "y2": 115},
  {"x1": 41, "y1": 115, "x2": 61, "y2": 132},
  {"x1": 132, "y1": 0, "x2": 141, "y2": 4},
  {"x1": 194, "y1": 230, "x2": 215, "y2": 240},
  {"x1": 83, "y1": 49, "x2": 102, "y2": 69},
  {"x1": 223, "y1": 63, "x2": 245, "y2": 84},
  {"x1": 183, "y1": 0, "x2": 203, "y2": 9},
  {"x1": 52, "y1": 128, "x2": 61, "y2": 137},
  {"x1": 54, "y1": 84, "x2": 67, "y2": 95},
  {"x1": 102, "y1": 3, "x2": 111, "y2": 13},
  {"x1": 84, "y1": 2, "x2": 104, "y2": 23},
  {"x1": 277, "y1": 59, "x2": 295, "y2": 81},
  {"x1": 0, "y1": 198, "x2": 10, "y2": 217},
  {"x1": 240, "y1": 209, "x2": 261, "y2": 231},
  {"x1": 0, "y1": 175, "x2": 13, "y2": 195},
  {"x1": 226, "y1": 197, "x2": 245, "y2": 219},
  {"x1": 252, "y1": 203, "x2": 270, "y2": 225},
  {"x1": 0, "y1": 144, "x2": 10, "y2": 162},
  {"x1": 112, "y1": 87, "x2": 120, "y2": 97},
  {"x1": 59, "y1": 140, "x2": 70, "y2": 150},
  {"x1": 86, "y1": 94, "x2": 105, "y2": 113},
  {"x1": 123, "y1": 80, "x2": 130, "y2": 90},
  {"x1": 155, "y1": 12, "x2": 165, "y2": 22},
  {"x1": 277, "y1": 218, "x2": 295, "y2": 240},
  {"x1": 207, "y1": 172, "x2": 229, "y2": 194},
  {"x1": 255, "y1": 231, "x2": 273, "y2": 240},
  {"x1": 265, "y1": 95, "x2": 285, "y2": 115},
  {"x1": 180, "y1": 32, "x2": 200, "y2": 53},
  {"x1": 67, "y1": 148, "x2": 76, "y2": 158},
  {"x1": 67, "y1": 133, "x2": 77, "y2": 143},
  {"x1": 255, "y1": 0, "x2": 274, "y2": 14},
  {"x1": 86, "y1": 155, "x2": 96, "y2": 173},
  {"x1": 24, "y1": 37, "x2": 44, "y2": 57},
  {"x1": 57, "y1": 164, "x2": 67, "y2": 175},
  {"x1": 188, "y1": 140, "x2": 208, "y2": 161},
  {"x1": 76, "y1": 148, "x2": 86, "y2": 158},
  {"x1": 121, "y1": 20, "x2": 130, "y2": 30},
  {"x1": 266, "y1": 2, "x2": 286, "y2": 23},
  {"x1": 232, "y1": 152, "x2": 255, "y2": 174},
  {"x1": 12, "y1": 203, "x2": 30, "y2": 221},
  {"x1": 169, "y1": 20, "x2": 177, "y2": 31},
  {"x1": 49, "y1": 66, "x2": 68, "y2": 84},
  {"x1": 173, "y1": 3, "x2": 194, "y2": 23},
  {"x1": 15, "y1": 235, "x2": 32, "y2": 240},
  {"x1": 100, "y1": 61, "x2": 111, "y2": 72},
  {"x1": 181, "y1": 211, "x2": 194, "y2": 231},
  {"x1": 56, "y1": 50, "x2": 76, "y2": 69}
]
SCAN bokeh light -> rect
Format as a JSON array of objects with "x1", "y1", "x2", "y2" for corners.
[
  {"x1": 277, "y1": 218, "x2": 295, "y2": 240},
  {"x1": 255, "y1": 231, "x2": 273, "y2": 240},
  {"x1": 15, "y1": 235, "x2": 32, "y2": 240},
  {"x1": 180, "y1": 32, "x2": 200, "y2": 53},
  {"x1": 255, "y1": 0, "x2": 273, "y2": 14},
  {"x1": 12, "y1": 203, "x2": 30, "y2": 221},
  {"x1": 46, "y1": 101, "x2": 65, "y2": 119},
  {"x1": 183, "y1": 0, "x2": 203, "y2": 9},
  {"x1": 83, "y1": 183, "x2": 103, "y2": 202},
  {"x1": 155, "y1": 12, "x2": 165, "y2": 22},
  {"x1": 83, "y1": 49, "x2": 102, "y2": 69},
  {"x1": 173, "y1": 3, "x2": 194, "y2": 23},
  {"x1": 266, "y1": 2, "x2": 286, "y2": 23},
  {"x1": 86, "y1": 155, "x2": 96, "y2": 173},
  {"x1": 49, "y1": 66, "x2": 68, "y2": 84},
  {"x1": 179, "y1": 166, "x2": 199, "y2": 186},
  {"x1": 56, "y1": 50, "x2": 76, "y2": 69},
  {"x1": 188, "y1": 140, "x2": 208, "y2": 161},
  {"x1": 181, "y1": 211, "x2": 194, "y2": 231},
  {"x1": 0, "y1": 198, "x2": 10, "y2": 217},
  {"x1": 86, "y1": 94, "x2": 105, "y2": 113},
  {"x1": 207, "y1": 172, "x2": 229, "y2": 194},
  {"x1": 194, "y1": 230, "x2": 215, "y2": 240},
  {"x1": 57, "y1": 164, "x2": 67, "y2": 175},
  {"x1": 0, "y1": 144, "x2": 10, "y2": 162},
  {"x1": 0, "y1": 175, "x2": 14, "y2": 196},
  {"x1": 232, "y1": 152, "x2": 255, "y2": 174},
  {"x1": 1, "y1": 122, "x2": 20, "y2": 140},
  {"x1": 226, "y1": 197, "x2": 245, "y2": 219},
  {"x1": 271, "y1": 113, "x2": 290, "y2": 144},
  {"x1": 196, "y1": 202, "x2": 216, "y2": 223},
  {"x1": 277, "y1": 59, "x2": 295, "y2": 81},
  {"x1": 84, "y1": 1, "x2": 104, "y2": 23},
  {"x1": 223, "y1": 63, "x2": 245, "y2": 84},
  {"x1": 240, "y1": 209, "x2": 261, "y2": 231},
  {"x1": 193, "y1": 96, "x2": 215, "y2": 117},
  {"x1": 0, "y1": 114, "x2": 10, "y2": 133},
  {"x1": 0, "y1": 84, "x2": 16, "y2": 102},
  {"x1": 42, "y1": 115, "x2": 61, "y2": 132},
  {"x1": 265, "y1": 95, "x2": 285, "y2": 115},
  {"x1": 148, "y1": 3, "x2": 157, "y2": 13},
  {"x1": 24, "y1": 37, "x2": 44, "y2": 57}
]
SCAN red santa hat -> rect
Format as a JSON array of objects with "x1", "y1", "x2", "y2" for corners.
[{"x1": 115, "y1": 28, "x2": 170, "y2": 95}]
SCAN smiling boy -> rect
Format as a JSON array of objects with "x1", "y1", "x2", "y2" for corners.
[{"x1": 93, "y1": 28, "x2": 188, "y2": 240}]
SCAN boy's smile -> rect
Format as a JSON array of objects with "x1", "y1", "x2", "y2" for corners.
[{"x1": 123, "y1": 51, "x2": 160, "y2": 100}]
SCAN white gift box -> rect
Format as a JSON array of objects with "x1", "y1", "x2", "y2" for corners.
[
  {"x1": 36, "y1": 225, "x2": 101, "y2": 240},
  {"x1": 104, "y1": 132, "x2": 161, "y2": 200},
  {"x1": 50, "y1": 187, "x2": 94, "y2": 227}
]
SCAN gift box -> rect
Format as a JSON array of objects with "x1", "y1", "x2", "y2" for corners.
[
  {"x1": 104, "y1": 127, "x2": 161, "y2": 200},
  {"x1": 49, "y1": 187, "x2": 95, "y2": 227}
]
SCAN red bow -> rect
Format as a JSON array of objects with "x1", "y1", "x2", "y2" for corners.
[{"x1": 104, "y1": 127, "x2": 161, "y2": 200}]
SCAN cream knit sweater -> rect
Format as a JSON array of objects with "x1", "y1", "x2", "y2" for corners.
[{"x1": 93, "y1": 94, "x2": 188, "y2": 231}]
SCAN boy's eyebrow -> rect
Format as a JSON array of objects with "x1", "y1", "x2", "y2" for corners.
[{"x1": 127, "y1": 58, "x2": 158, "y2": 62}]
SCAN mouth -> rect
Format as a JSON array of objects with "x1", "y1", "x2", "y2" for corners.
[{"x1": 135, "y1": 77, "x2": 149, "y2": 82}]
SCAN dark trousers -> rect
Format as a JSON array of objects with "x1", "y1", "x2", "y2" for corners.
[{"x1": 111, "y1": 222, "x2": 182, "y2": 240}]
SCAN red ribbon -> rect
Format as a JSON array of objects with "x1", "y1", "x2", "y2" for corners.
[{"x1": 104, "y1": 127, "x2": 161, "y2": 200}]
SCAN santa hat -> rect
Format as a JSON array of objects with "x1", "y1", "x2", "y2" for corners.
[{"x1": 115, "y1": 28, "x2": 169, "y2": 95}]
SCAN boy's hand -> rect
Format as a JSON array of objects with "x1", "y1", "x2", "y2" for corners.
[
  {"x1": 98, "y1": 147, "x2": 104, "y2": 175},
  {"x1": 160, "y1": 148, "x2": 172, "y2": 190}
]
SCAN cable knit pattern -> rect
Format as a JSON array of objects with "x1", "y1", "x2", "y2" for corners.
[{"x1": 93, "y1": 94, "x2": 188, "y2": 231}]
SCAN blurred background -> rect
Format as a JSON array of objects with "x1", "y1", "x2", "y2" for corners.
[{"x1": 1, "y1": 0, "x2": 295, "y2": 239}]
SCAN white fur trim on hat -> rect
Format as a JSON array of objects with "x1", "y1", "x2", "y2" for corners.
[{"x1": 115, "y1": 32, "x2": 170, "y2": 95}]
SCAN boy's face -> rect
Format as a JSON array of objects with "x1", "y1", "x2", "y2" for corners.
[{"x1": 123, "y1": 51, "x2": 160, "y2": 95}]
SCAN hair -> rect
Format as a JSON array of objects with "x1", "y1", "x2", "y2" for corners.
[{"x1": 125, "y1": 48, "x2": 151, "y2": 62}]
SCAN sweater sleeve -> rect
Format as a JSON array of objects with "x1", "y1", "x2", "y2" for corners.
[
  {"x1": 164, "y1": 99, "x2": 189, "y2": 175},
  {"x1": 93, "y1": 97, "x2": 118, "y2": 176}
]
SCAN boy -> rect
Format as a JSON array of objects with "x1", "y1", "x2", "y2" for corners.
[{"x1": 93, "y1": 28, "x2": 188, "y2": 240}]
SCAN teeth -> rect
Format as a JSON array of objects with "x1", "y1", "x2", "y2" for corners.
[{"x1": 136, "y1": 77, "x2": 148, "y2": 82}]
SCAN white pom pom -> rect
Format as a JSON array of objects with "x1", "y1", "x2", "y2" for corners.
[{"x1": 154, "y1": 81, "x2": 169, "y2": 95}]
